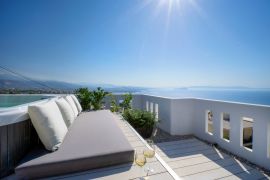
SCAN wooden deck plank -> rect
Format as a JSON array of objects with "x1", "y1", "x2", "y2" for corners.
[
  {"x1": 126, "y1": 136, "x2": 141, "y2": 142},
  {"x1": 156, "y1": 143, "x2": 211, "y2": 154},
  {"x1": 127, "y1": 139, "x2": 143, "y2": 145},
  {"x1": 47, "y1": 157, "x2": 158, "y2": 180},
  {"x1": 167, "y1": 152, "x2": 230, "y2": 169},
  {"x1": 158, "y1": 149, "x2": 220, "y2": 163},
  {"x1": 124, "y1": 133, "x2": 137, "y2": 138},
  {"x1": 157, "y1": 141, "x2": 206, "y2": 151},
  {"x1": 157, "y1": 138, "x2": 268, "y2": 180},
  {"x1": 132, "y1": 172, "x2": 174, "y2": 180},
  {"x1": 183, "y1": 163, "x2": 253, "y2": 180},
  {"x1": 130, "y1": 141, "x2": 145, "y2": 148},
  {"x1": 121, "y1": 129, "x2": 134, "y2": 134},
  {"x1": 157, "y1": 144, "x2": 213, "y2": 157},
  {"x1": 50, "y1": 161, "x2": 167, "y2": 180},
  {"x1": 174, "y1": 157, "x2": 237, "y2": 177},
  {"x1": 219, "y1": 168, "x2": 269, "y2": 180},
  {"x1": 156, "y1": 138, "x2": 198, "y2": 147}
]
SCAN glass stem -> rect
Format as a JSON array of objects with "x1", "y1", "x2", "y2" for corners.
[{"x1": 146, "y1": 167, "x2": 149, "y2": 176}]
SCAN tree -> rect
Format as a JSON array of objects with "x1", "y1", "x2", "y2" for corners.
[
  {"x1": 90, "y1": 87, "x2": 109, "y2": 110},
  {"x1": 120, "y1": 93, "x2": 132, "y2": 111},
  {"x1": 109, "y1": 94, "x2": 120, "y2": 112},
  {"x1": 75, "y1": 88, "x2": 91, "y2": 110}
]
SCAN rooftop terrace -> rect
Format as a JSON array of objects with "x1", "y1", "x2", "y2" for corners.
[
  {"x1": 5, "y1": 113, "x2": 269, "y2": 180},
  {"x1": 1, "y1": 94, "x2": 270, "y2": 179}
]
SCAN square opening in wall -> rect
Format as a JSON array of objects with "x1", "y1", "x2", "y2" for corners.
[
  {"x1": 206, "y1": 110, "x2": 213, "y2": 135},
  {"x1": 242, "y1": 117, "x2": 253, "y2": 151},
  {"x1": 222, "y1": 113, "x2": 230, "y2": 141}
]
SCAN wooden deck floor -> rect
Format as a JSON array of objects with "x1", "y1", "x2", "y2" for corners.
[{"x1": 156, "y1": 138, "x2": 269, "y2": 180}]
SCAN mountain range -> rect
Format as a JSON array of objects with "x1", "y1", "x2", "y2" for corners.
[
  {"x1": 0, "y1": 73, "x2": 146, "y2": 93},
  {"x1": 1, "y1": 72, "x2": 269, "y2": 93}
]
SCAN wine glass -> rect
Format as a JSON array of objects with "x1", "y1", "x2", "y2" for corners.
[
  {"x1": 143, "y1": 140, "x2": 155, "y2": 178},
  {"x1": 135, "y1": 150, "x2": 147, "y2": 180},
  {"x1": 135, "y1": 150, "x2": 146, "y2": 167},
  {"x1": 143, "y1": 140, "x2": 156, "y2": 158}
]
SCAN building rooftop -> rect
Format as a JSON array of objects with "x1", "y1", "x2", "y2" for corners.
[{"x1": 2, "y1": 94, "x2": 270, "y2": 179}]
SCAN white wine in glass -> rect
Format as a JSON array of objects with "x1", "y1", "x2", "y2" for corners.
[
  {"x1": 144, "y1": 140, "x2": 155, "y2": 158},
  {"x1": 135, "y1": 152, "x2": 146, "y2": 167},
  {"x1": 135, "y1": 150, "x2": 148, "y2": 180},
  {"x1": 143, "y1": 149, "x2": 155, "y2": 158}
]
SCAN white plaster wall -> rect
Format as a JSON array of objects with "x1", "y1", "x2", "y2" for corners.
[
  {"x1": 140, "y1": 95, "x2": 172, "y2": 134},
  {"x1": 131, "y1": 95, "x2": 270, "y2": 170},
  {"x1": 137, "y1": 96, "x2": 196, "y2": 135},
  {"x1": 170, "y1": 99, "x2": 195, "y2": 135},
  {"x1": 105, "y1": 94, "x2": 270, "y2": 170},
  {"x1": 104, "y1": 94, "x2": 173, "y2": 133},
  {"x1": 193, "y1": 99, "x2": 270, "y2": 170}
]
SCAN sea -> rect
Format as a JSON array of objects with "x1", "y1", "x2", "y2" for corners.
[{"x1": 137, "y1": 88, "x2": 270, "y2": 106}]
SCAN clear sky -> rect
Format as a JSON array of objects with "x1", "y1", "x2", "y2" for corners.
[{"x1": 1, "y1": 0, "x2": 270, "y2": 88}]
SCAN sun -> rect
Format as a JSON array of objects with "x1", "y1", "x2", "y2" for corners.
[
  {"x1": 156, "y1": 0, "x2": 182, "y2": 14},
  {"x1": 138, "y1": 0, "x2": 202, "y2": 18},
  {"x1": 154, "y1": 0, "x2": 184, "y2": 36},
  {"x1": 137, "y1": 0, "x2": 204, "y2": 27},
  {"x1": 158, "y1": 0, "x2": 181, "y2": 8},
  {"x1": 133, "y1": 0, "x2": 205, "y2": 45}
]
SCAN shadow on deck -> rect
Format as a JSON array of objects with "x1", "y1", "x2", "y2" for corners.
[{"x1": 156, "y1": 138, "x2": 269, "y2": 179}]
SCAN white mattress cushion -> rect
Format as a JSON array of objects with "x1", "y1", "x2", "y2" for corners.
[
  {"x1": 55, "y1": 98, "x2": 76, "y2": 127},
  {"x1": 71, "y1": 95, "x2": 82, "y2": 112},
  {"x1": 64, "y1": 95, "x2": 79, "y2": 116},
  {"x1": 28, "y1": 101, "x2": 68, "y2": 151}
]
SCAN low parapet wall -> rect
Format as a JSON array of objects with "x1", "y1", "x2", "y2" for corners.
[{"x1": 105, "y1": 94, "x2": 270, "y2": 170}]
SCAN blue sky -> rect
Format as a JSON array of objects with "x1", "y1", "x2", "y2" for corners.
[{"x1": 1, "y1": 0, "x2": 270, "y2": 88}]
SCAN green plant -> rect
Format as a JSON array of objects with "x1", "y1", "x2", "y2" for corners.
[
  {"x1": 110, "y1": 94, "x2": 120, "y2": 112},
  {"x1": 120, "y1": 93, "x2": 132, "y2": 111},
  {"x1": 90, "y1": 87, "x2": 109, "y2": 110},
  {"x1": 123, "y1": 109, "x2": 155, "y2": 138},
  {"x1": 75, "y1": 88, "x2": 91, "y2": 110}
]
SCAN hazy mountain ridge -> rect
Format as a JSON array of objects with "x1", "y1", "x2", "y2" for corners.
[
  {"x1": 1, "y1": 73, "x2": 269, "y2": 93},
  {"x1": 0, "y1": 74, "x2": 146, "y2": 93}
]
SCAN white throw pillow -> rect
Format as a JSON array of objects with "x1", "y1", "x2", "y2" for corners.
[
  {"x1": 28, "y1": 101, "x2": 68, "y2": 151},
  {"x1": 71, "y1": 95, "x2": 82, "y2": 112},
  {"x1": 64, "y1": 95, "x2": 79, "y2": 116},
  {"x1": 55, "y1": 98, "x2": 76, "y2": 127}
]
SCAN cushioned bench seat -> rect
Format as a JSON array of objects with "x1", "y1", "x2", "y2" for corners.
[{"x1": 15, "y1": 110, "x2": 134, "y2": 179}]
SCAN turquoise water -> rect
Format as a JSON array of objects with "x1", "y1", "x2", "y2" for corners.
[{"x1": 0, "y1": 95, "x2": 52, "y2": 108}]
